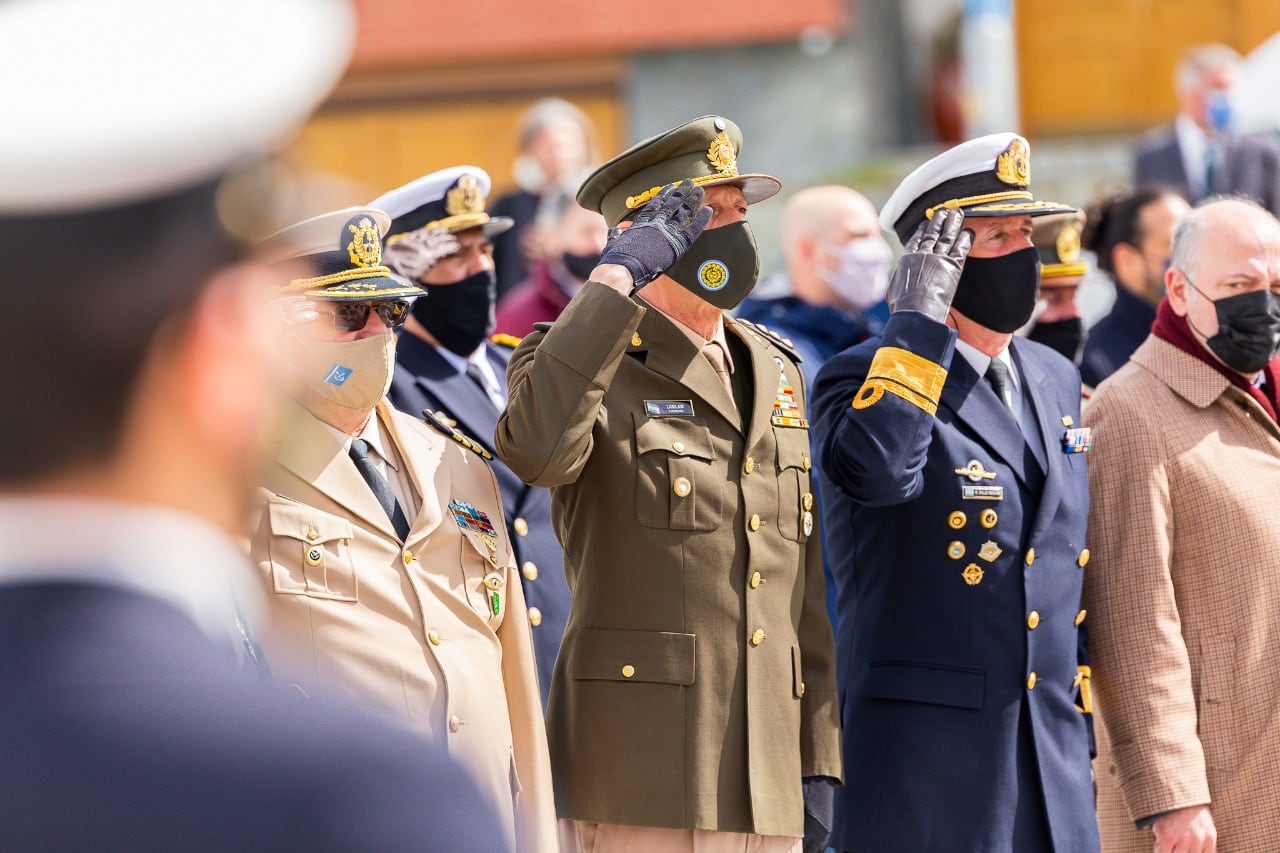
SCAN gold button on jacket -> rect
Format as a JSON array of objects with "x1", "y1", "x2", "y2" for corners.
[{"x1": 494, "y1": 283, "x2": 841, "y2": 838}]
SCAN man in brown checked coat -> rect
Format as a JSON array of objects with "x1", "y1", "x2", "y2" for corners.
[
  {"x1": 496, "y1": 116, "x2": 842, "y2": 852},
  {"x1": 1084, "y1": 198, "x2": 1280, "y2": 853}
]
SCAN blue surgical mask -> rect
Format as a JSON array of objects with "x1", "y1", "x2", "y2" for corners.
[{"x1": 1206, "y1": 90, "x2": 1235, "y2": 134}]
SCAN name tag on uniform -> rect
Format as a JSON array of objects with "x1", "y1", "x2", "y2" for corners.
[
  {"x1": 962, "y1": 485, "x2": 1004, "y2": 501},
  {"x1": 645, "y1": 400, "x2": 695, "y2": 417}
]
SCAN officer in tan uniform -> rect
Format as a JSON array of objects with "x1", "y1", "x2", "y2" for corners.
[
  {"x1": 246, "y1": 208, "x2": 557, "y2": 852},
  {"x1": 496, "y1": 116, "x2": 842, "y2": 852}
]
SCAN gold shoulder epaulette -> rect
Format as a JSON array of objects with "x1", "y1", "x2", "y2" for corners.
[
  {"x1": 422, "y1": 408, "x2": 493, "y2": 460},
  {"x1": 736, "y1": 318, "x2": 803, "y2": 364},
  {"x1": 490, "y1": 332, "x2": 522, "y2": 348}
]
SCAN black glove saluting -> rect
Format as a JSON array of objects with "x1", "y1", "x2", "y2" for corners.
[
  {"x1": 597, "y1": 180, "x2": 714, "y2": 289},
  {"x1": 886, "y1": 207, "x2": 973, "y2": 323}
]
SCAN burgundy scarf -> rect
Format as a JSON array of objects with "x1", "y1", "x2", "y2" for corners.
[{"x1": 1151, "y1": 297, "x2": 1280, "y2": 422}]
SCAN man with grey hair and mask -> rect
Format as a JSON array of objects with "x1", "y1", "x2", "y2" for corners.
[
  {"x1": 1134, "y1": 43, "x2": 1280, "y2": 213},
  {"x1": 1083, "y1": 197, "x2": 1280, "y2": 853},
  {"x1": 497, "y1": 115, "x2": 841, "y2": 853}
]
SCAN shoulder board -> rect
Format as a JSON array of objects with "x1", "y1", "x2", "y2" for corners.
[
  {"x1": 421, "y1": 408, "x2": 493, "y2": 461},
  {"x1": 490, "y1": 332, "x2": 522, "y2": 349},
  {"x1": 735, "y1": 318, "x2": 803, "y2": 364}
]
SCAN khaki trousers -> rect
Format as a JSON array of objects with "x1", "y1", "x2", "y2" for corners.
[{"x1": 561, "y1": 820, "x2": 802, "y2": 853}]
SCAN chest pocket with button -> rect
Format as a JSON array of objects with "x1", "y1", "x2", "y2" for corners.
[
  {"x1": 774, "y1": 427, "x2": 813, "y2": 542},
  {"x1": 266, "y1": 499, "x2": 357, "y2": 602},
  {"x1": 632, "y1": 413, "x2": 720, "y2": 531}
]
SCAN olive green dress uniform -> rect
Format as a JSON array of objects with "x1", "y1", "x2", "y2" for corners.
[
  {"x1": 248, "y1": 400, "x2": 558, "y2": 852},
  {"x1": 495, "y1": 279, "x2": 841, "y2": 837}
]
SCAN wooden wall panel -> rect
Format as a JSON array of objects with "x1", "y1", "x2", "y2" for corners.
[{"x1": 1016, "y1": 0, "x2": 1280, "y2": 135}]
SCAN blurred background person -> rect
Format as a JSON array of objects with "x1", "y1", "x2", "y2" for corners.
[
  {"x1": 1025, "y1": 210, "x2": 1089, "y2": 362},
  {"x1": 737, "y1": 185, "x2": 893, "y2": 388},
  {"x1": 495, "y1": 190, "x2": 609, "y2": 337},
  {"x1": 1080, "y1": 187, "x2": 1191, "y2": 387},
  {"x1": 0, "y1": 1, "x2": 502, "y2": 849},
  {"x1": 490, "y1": 98, "x2": 599, "y2": 300},
  {"x1": 1133, "y1": 43, "x2": 1280, "y2": 213},
  {"x1": 376, "y1": 166, "x2": 575, "y2": 711}
]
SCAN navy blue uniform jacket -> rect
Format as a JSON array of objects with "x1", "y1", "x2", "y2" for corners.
[
  {"x1": 0, "y1": 581, "x2": 504, "y2": 852},
  {"x1": 389, "y1": 333, "x2": 570, "y2": 707},
  {"x1": 811, "y1": 312, "x2": 1098, "y2": 852}
]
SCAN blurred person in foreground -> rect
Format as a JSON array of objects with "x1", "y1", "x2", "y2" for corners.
[
  {"x1": 812, "y1": 133, "x2": 1099, "y2": 852},
  {"x1": 495, "y1": 191, "x2": 609, "y2": 337},
  {"x1": 1083, "y1": 197, "x2": 1280, "y2": 853},
  {"x1": 375, "y1": 166, "x2": 574, "y2": 710},
  {"x1": 491, "y1": 97, "x2": 598, "y2": 299},
  {"x1": 735, "y1": 184, "x2": 894, "y2": 629},
  {"x1": 1134, "y1": 43, "x2": 1280, "y2": 213},
  {"x1": 496, "y1": 115, "x2": 842, "y2": 853},
  {"x1": 1079, "y1": 187, "x2": 1191, "y2": 387},
  {"x1": 0, "y1": 1, "x2": 501, "y2": 849},
  {"x1": 246, "y1": 206, "x2": 557, "y2": 852},
  {"x1": 1024, "y1": 210, "x2": 1089, "y2": 363}
]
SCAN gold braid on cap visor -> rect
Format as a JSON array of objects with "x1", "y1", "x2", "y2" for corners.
[
  {"x1": 625, "y1": 172, "x2": 741, "y2": 210},
  {"x1": 924, "y1": 191, "x2": 1034, "y2": 219},
  {"x1": 285, "y1": 265, "x2": 396, "y2": 292}
]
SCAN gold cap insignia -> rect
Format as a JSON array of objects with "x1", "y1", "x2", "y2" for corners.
[
  {"x1": 994, "y1": 138, "x2": 1030, "y2": 187},
  {"x1": 446, "y1": 174, "x2": 486, "y2": 216},
  {"x1": 707, "y1": 130, "x2": 739, "y2": 178},
  {"x1": 1056, "y1": 222, "x2": 1081, "y2": 263},
  {"x1": 345, "y1": 216, "x2": 382, "y2": 268}
]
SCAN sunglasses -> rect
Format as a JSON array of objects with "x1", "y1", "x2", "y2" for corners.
[{"x1": 317, "y1": 299, "x2": 410, "y2": 332}]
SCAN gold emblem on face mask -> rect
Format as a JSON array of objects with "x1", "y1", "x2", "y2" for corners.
[
  {"x1": 446, "y1": 174, "x2": 486, "y2": 216},
  {"x1": 345, "y1": 216, "x2": 383, "y2": 268},
  {"x1": 1056, "y1": 222, "x2": 1081, "y2": 263},
  {"x1": 995, "y1": 138, "x2": 1031, "y2": 187},
  {"x1": 706, "y1": 131, "x2": 739, "y2": 178}
]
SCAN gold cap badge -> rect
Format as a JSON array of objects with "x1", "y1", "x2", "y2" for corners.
[
  {"x1": 994, "y1": 138, "x2": 1031, "y2": 187},
  {"x1": 345, "y1": 215, "x2": 382, "y2": 268},
  {"x1": 446, "y1": 174, "x2": 486, "y2": 217},
  {"x1": 1056, "y1": 221, "x2": 1081, "y2": 263},
  {"x1": 706, "y1": 130, "x2": 739, "y2": 178}
]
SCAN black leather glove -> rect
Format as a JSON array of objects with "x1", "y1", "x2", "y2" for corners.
[
  {"x1": 802, "y1": 776, "x2": 836, "y2": 853},
  {"x1": 598, "y1": 180, "x2": 714, "y2": 288},
  {"x1": 886, "y1": 207, "x2": 973, "y2": 323}
]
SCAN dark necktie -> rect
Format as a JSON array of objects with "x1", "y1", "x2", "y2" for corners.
[
  {"x1": 465, "y1": 362, "x2": 499, "y2": 408},
  {"x1": 985, "y1": 358, "x2": 1014, "y2": 414},
  {"x1": 349, "y1": 438, "x2": 411, "y2": 540}
]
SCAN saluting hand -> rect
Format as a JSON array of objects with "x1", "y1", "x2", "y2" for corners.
[
  {"x1": 383, "y1": 226, "x2": 461, "y2": 282},
  {"x1": 886, "y1": 207, "x2": 973, "y2": 324},
  {"x1": 594, "y1": 180, "x2": 714, "y2": 293}
]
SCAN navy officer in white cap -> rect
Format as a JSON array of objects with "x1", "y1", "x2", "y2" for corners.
[
  {"x1": 373, "y1": 166, "x2": 574, "y2": 711},
  {"x1": 0, "y1": 0, "x2": 503, "y2": 849},
  {"x1": 247, "y1": 205, "x2": 558, "y2": 853},
  {"x1": 810, "y1": 133, "x2": 1099, "y2": 852}
]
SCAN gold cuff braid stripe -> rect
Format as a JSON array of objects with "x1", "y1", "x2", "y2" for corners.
[{"x1": 851, "y1": 346, "x2": 948, "y2": 415}]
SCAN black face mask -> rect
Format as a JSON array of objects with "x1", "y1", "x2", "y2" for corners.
[
  {"x1": 562, "y1": 250, "x2": 600, "y2": 282},
  {"x1": 412, "y1": 269, "x2": 496, "y2": 356},
  {"x1": 951, "y1": 245, "x2": 1041, "y2": 333},
  {"x1": 665, "y1": 220, "x2": 760, "y2": 310},
  {"x1": 1188, "y1": 283, "x2": 1280, "y2": 373},
  {"x1": 1027, "y1": 316, "x2": 1084, "y2": 362}
]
